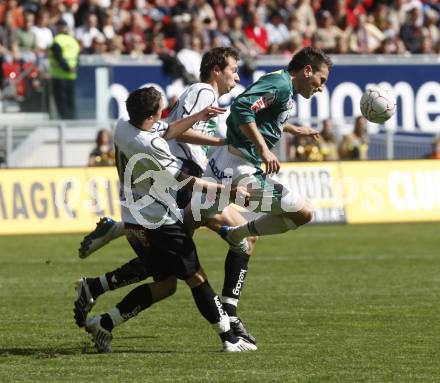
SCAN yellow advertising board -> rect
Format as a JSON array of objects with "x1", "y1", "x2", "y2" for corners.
[
  {"x1": 340, "y1": 160, "x2": 440, "y2": 223},
  {"x1": 0, "y1": 160, "x2": 439, "y2": 235},
  {"x1": 278, "y1": 162, "x2": 346, "y2": 223},
  {"x1": 0, "y1": 167, "x2": 120, "y2": 235}
]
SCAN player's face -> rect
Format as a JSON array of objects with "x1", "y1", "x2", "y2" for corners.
[
  {"x1": 218, "y1": 56, "x2": 240, "y2": 96},
  {"x1": 298, "y1": 64, "x2": 329, "y2": 99}
]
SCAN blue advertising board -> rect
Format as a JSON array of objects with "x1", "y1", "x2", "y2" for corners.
[{"x1": 77, "y1": 56, "x2": 440, "y2": 133}]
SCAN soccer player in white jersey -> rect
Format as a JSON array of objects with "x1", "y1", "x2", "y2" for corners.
[
  {"x1": 75, "y1": 48, "x2": 258, "y2": 344},
  {"x1": 83, "y1": 86, "x2": 256, "y2": 353}
]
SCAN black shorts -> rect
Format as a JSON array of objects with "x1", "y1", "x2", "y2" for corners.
[
  {"x1": 125, "y1": 221, "x2": 200, "y2": 281},
  {"x1": 176, "y1": 158, "x2": 204, "y2": 208}
]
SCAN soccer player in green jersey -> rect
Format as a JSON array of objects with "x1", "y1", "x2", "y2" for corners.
[{"x1": 199, "y1": 47, "x2": 333, "y2": 243}]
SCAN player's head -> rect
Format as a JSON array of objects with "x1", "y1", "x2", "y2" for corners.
[
  {"x1": 200, "y1": 47, "x2": 240, "y2": 96},
  {"x1": 288, "y1": 47, "x2": 332, "y2": 99},
  {"x1": 126, "y1": 87, "x2": 164, "y2": 127}
]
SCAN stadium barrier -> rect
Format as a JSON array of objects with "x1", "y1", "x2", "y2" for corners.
[{"x1": 0, "y1": 160, "x2": 439, "y2": 235}]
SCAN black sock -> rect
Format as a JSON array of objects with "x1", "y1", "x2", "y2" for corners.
[
  {"x1": 106, "y1": 257, "x2": 151, "y2": 290},
  {"x1": 88, "y1": 277, "x2": 104, "y2": 300},
  {"x1": 191, "y1": 281, "x2": 225, "y2": 324},
  {"x1": 222, "y1": 250, "x2": 250, "y2": 313},
  {"x1": 219, "y1": 329, "x2": 238, "y2": 343},
  {"x1": 223, "y1": 303, "x2": 237, "y2": 318},
  {"x1": 100, "y1": 313, "x2": 114, "y2": 332},
  {"x1": 115, "y1": 283, "x2": 153, "y2": 321}
]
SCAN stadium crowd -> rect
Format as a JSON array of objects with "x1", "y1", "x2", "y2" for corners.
[
  {"x1": 1, "y1": 0, "x2": 439, "y2": 162},
  {"x1": 0, "y1": 0, "x2": 439, "y2": 64}
]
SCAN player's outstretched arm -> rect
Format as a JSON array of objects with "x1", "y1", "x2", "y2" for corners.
[
  {"x1": 176, "y1": 129, "x2": 225, "y2": 146},
  {"x1": 283, "y1": 122, "x2": 320, "y2": 142},
  {"x1": 163, "y1": 106, "x2": 226, "y2": 140}
]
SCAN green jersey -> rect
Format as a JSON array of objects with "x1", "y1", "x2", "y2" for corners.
[{"x1": 226, "y1": 69, "x2": 296, "y2": 166}]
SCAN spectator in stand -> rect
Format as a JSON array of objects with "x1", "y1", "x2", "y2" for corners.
[
  {"x1": 88, "y1": 129, "x2": 115, "y2": 166},
  {"x1": 0, "y1": 0, "x2": 24, "y2": 29},
  {"x1": 331, "y1": 0, "x2": 349, "y2": 31},
  {"x1": 229, "y1": 15, "x2": 255, "y2": 57},
  {"x1": 313, "y1": 10, "x2": 343, "y2": 53},
  {"x1": 348, "y1": 13, "x2": 384, "y2": 53},
  {"x1": 0, "y1": 10, "x2": 20, "y2": 63},
  {"x1": 400, "y1": 6, "x2": 424, "y2": 53},
  {"x1": 62, "y1": 0, "x2": 80, "y2": 32},
  {"x1": 428, "y1": 137, "x2": 440, "y2": 160},
  {"x1": 210, "y1": 18, "x2": 232, "y2": 48},
  {"x1": 423, "y1": 8, "x2": 439, "y2": 52},
  {"x1": 75, "y1": 12, "x2": 105, "y2": 52},
  {"x1": 32, "y1": 10, "x2": 54, "y2": 54},
  {"x1": 176, "y1": 34, "x2": 203, "y2": 81},
  {"x1": 244, "y1": 10, "x2": 269, "y2": 54},
  {"x1": 265, "y1": 10, "x2": 290, "y2": 51},
  {"x1": 295, "y1": 0, "x2": 317, "y2": 44},
  {"x1": 339, "y1": 116, "x2": 369, "y2": 160},
  {"x1": 319, "y1": 119, "x2": 339, "y2": 161},
  {"x1": 379, "y1": 28, "x2": 406, "y2": 54},
  {"x1": 16, "y1": 12, "x2": 37, "y2": 62},
  {"x1": 48, "y1": 19, "x2": 80, "y2": 119},
  {"x1": 194, "y1": 0, "x2": 217, "y2": 30}
]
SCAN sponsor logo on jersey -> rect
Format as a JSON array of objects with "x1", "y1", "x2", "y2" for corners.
[{"x1": 251, "y1": 92, "x2": 275, "y2": 112}]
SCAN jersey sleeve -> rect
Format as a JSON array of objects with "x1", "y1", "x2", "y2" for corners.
[
  {"x1": 230, "y1": 72, "x2": 289, "y2": 126},
  {"x1": 149, "y1": 136, "x2": 183, "y2": 178},
  {"x1": 153, "y1": 121, "x2": 169, "y2": 138},
  {"x1": 183, "y1": 87, "x2": 216, "y2": 115}
]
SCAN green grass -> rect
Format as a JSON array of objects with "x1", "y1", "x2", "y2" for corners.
[{"x1": 0, "y1": 223, "x2": 439, "y2": 382}]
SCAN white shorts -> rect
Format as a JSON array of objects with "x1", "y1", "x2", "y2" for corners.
[{"x1": 192, "y1": 145, "x2": 304, "y2": 218}]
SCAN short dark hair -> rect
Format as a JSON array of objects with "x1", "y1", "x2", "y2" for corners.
[
  {"x1": 125, "y1": 87, "x2": 162, "y2": 126},
  {"x1": 199, "y1": 47, "x2": 240, "y2": 82},
  {"x1": 287, "y1": 47, "x2": 333, "y2": 73}
]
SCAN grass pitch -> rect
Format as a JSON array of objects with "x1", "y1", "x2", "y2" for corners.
[{"x1": 0, "y1": 223, "x2": 439, "y2": 382}]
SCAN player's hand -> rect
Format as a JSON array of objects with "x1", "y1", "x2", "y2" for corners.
[
  {"x1": 294, "y1": 126, "x2": 320, "y2": 142},
  {"x1": 261, "y1": 148, "x2": 280, "y2": 174},
  {"x1": 230, "y1": 186, "x2": 250, "y2": 207},
  {"x1": 197, "y1": 106, "x2": 227, "y2": 121}
]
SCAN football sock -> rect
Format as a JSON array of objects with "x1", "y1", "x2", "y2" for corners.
[
  {"x1": 221, "y1": 250, "x2": 250, "y2": 317},
  {"x1": 112, "y1": 220, "x2": 126, "y2": 238},
  {"x1": 105, "y1": 258, "x2": 152, "y2": 291},
  {"x1": 191, "y1": 281, "x2": 231, "y2": 337},
  {"x1": 115, "y1": 283, "x2": 153, "y2": 321},
  {"x1": 227, "y1": 214, "x2": 297, "y2": 242},
  {"x1": 100, "y1": 307, "x2": 125, "y2": 332},
  {"x1": 87, "y1": 277, "x2": 105, "y2": 300}
]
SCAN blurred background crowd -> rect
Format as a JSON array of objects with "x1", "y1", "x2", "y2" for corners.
[
  {"x1": 0, "y1": 0, "x2": 439, "y2": 166},
  {"x1": 1, "y1": 0, "x2": 439, "y2": 69}
]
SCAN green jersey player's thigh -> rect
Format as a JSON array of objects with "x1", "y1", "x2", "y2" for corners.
[{"x1": 200, "y1": 146, "x2": 304, "y2": 216}]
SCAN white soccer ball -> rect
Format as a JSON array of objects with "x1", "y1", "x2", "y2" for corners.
[{"x1": 360, "y1": 86, "x2": 396, "y2": 124}]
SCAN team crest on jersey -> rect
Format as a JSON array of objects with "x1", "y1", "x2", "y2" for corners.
[{"x1": 251, "y1": 92, "x2": 275, "y2": 112}]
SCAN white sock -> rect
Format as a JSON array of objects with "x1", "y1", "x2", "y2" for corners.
[
  {"x1": 112, "y1": 221, "x2": 126, "y2": 238},
  {"x1": 211, "y1": 314, "x2": 230, "y2": 334},
  {"x1": 107, "y1": 307, "x2": 125, "y2": 328},
  {"x1": 228, "y1": 215, "x2": 297, "y2": 242}
]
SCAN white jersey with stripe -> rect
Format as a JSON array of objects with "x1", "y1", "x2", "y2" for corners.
[
  {"x1": 114, "y1": 118, "x2": 183, "y2": 227},
  {"x1": 167, "y1": 83, "x2": 218, "y2": 171}
]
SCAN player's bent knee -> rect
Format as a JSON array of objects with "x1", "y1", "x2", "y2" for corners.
[
  {"x1": 185, "y1": 271, "x2": 206, "y2": 288},
  {"x1": 246, "y1": 236, "x2": 258, "y2": 255},
  {"x1": 295, "y1": 204, "x2": 314, "y2": 226}
]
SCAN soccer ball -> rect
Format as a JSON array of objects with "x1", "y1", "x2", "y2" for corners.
[{"x1": 360, "y1": 86, "x2": 396, "y2": 124}]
